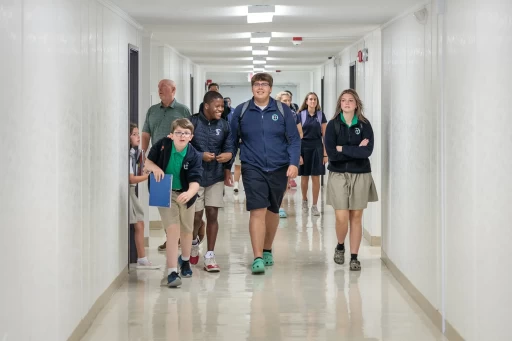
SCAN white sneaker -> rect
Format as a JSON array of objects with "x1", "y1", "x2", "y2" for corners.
[
  {"x1": 204, "y1": 257, "x2": 220, "y2": 272},
  {"x1": 136, "y1": 260, "x2": 161, "y2": 270},
  {"x1": 311, "y1": 205, "x2": 321, "y2": 216},
  {"x1": 234, "y1": 182, "x2": 239, "y2": 192},
  {"x1": 302, "y1": 200, "x2": 309, "y2": 211}
]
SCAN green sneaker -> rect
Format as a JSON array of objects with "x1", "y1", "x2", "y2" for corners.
[
  {"x1": 263, "y1": 251, "x2": 274, "y2": 266},
  {"x1": 252, "y1": 258, "x2": 265, "y2": 274}
]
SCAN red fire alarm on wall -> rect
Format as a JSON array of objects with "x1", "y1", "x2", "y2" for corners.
[{"x1": 357, "y1": 48, "x2": 369, "y2": 63}]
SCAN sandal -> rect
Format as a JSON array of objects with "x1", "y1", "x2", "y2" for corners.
[
  {"x1": 252, "y1": 258, "x2": 265, "y2": 274},
  {"x1": 350, "y1": 259, "x2": 361, "y2": 271},
  {"x1": 279, "y1": 208, "x2": 287, "y2": 218}
]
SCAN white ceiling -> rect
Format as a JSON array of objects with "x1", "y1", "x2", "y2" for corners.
[{"x1": 112, "y1": 0, "x2": 422, "y2": 72}]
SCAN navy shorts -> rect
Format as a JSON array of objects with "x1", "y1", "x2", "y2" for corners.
[{"x1": 241, "y1": 163, "x2": 288, "y2": 213}]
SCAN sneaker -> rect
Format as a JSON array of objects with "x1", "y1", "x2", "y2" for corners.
[
  {"x1": 350, "y1": 259, "x2": 361, "y2": 271},
  {"x1": 158, "y1": 241, "x2": 166, "y2": 252},
  {"x1": 279, "y1": 208, "x2": 287, "y2": 218},
  {"x1": 311, "y1": 205, "x2": 321, "y2": 216},
  {"x1": 136, "y1": 259, "x2": 161, "y2": 270},
  {"x1": 167, "y1": 271, "x2": 182, "y2": 288},
  {"x1": 302, "y1": 200, "x2": 308, "y2": 211},
  {"x1": 190, "y1": 243, "x2": 200, "y2": 265},
  {"x1": 234, "y1": 182, "x2": 239, "y2": 192},
  {"x1": 180, "y1": 257, "x2": 193, "y2": 278},
  {"x1": 334, "y1": 247, "x2": 345, "y2": 265},
  {"x1": 263, "y1": 251, "x2": 274, "y2": 266},
  {"x1": 204, "y1": 257, "x2": 221, "y2": 272}
]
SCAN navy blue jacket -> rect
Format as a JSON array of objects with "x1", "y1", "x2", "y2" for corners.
[
  {"x1": 146, "y1": 138, "x2": 203, "y2": 208},
  {"x1": 190, "y1": 112, "x2": 234, "y2": 187},
  {"x1": 325, "y1": 114, "x2": 374, "y2": 174},
  {"x1": 230, "y1": 97, "x2": 301, "y2": 172}
]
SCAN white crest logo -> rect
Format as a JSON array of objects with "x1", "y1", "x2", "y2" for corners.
[
  {"x1": 183, "y1": 162, "x2": 189, "y2": 170},
  {"x1": 215, "y1": 129, "x2": 221, "y2": 135},
  {"x1": 355, "y1": 128, "x2": 361, "y2": 135}
]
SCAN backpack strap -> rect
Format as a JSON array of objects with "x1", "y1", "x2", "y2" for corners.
[
  {"x1": 334, "y1": 115, "x2": 341, "y2": 141},
  {"x1": 237, "y1": 100, "x2": 251, "y2": 143},
  {"x1": 317, "y1": 111, "x2": 323, "y2": 125},
  {"x1": 276, "y1": 100, "x2": 285, "y2": 118},
  {"x1": 301, "y1": 110, "x2": 307, "y2": 125}
]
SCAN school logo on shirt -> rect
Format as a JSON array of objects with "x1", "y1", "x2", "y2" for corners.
[
  {"x1": 272, "y1": 114, "x2": 279, "y2": 121},
  {"x1": 355, "y1": 128, "x2": 361, "y2": 135},
  {"x1": 215, "y1": 129, "x2": 221, "y2": 135},
  {"x1": 183, "y1": 162, "x2": 189, "y2": 170}
]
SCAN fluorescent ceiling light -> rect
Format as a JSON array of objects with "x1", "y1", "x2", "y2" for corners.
[
  {"x1": 247, "y1": 5, "x2": 275, "y2": 23},
  {"x1": 253, "y1": 67, "x2": 265, "y2": 73},
  {"x1": 253, "y1": 57, "x2": 267, "y2": 64},
  {"x1": 252, "y1": 46, "x2": 268, "y2": 56},
  {"x1": 250, "y1": 32, "x2": 272, "y2": 44}
]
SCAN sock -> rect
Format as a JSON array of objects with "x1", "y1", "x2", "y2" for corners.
[
  {"x1": 205, "y1": 251, "x2": 215, "y2": 259},
  {"x1": 192, "y1": 237, "x2": 199, "y2": 245},
  {"x1": 336, "y1": 243, "x2": 345, "y2": 251},
  {"x1": 263, "y1": 249, "x2": 272, "y2": 254},
  {"x1": 254, "y1": 257, "x2": 263, "y2": 261},
  {"x1": 137, "y1": 257, "x2": 148, "y2": 262},
  {"x1": 168, "y1": 268, "x2": 178, "y2": 276},
  {"x1": 181, "y1": 255, "x2": 190, "y2": 262},
  {"x1": 351, "y1": 254, "x2": 358, "y2": 261}
]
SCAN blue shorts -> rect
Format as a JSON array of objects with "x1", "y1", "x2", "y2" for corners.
[{"x1": 241, "y1": 163, "x2": 288, "y2": 213}]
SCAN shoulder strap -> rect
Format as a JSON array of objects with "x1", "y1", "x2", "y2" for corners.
[
  {"x1": 334, "y1": 116, "x2": 341, "y2": 138},
  {"x1": 317, "y1": 111, "x2": 323, "y2": 125},
  {"x1": 301, "y1": 110, "x2": 306, "y2": 125},
  {"x1": 240, "y1": 100, "x2": 251, "y2": 120},
  {"x1": 276, "y1": 100, "x2": 284, "y2": 117}
]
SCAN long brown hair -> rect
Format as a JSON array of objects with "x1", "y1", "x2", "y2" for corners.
[
  {"x1": 298, "y1": 92, "x2": 321, "y2": 113},
  {"x1": 332, "y1": 89, "x2": 368, "y2": 123}
]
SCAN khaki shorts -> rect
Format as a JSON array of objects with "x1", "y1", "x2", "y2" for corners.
[
  {"x1": 129, "y1": 186, "x2": 144, "y2": 224},
  {"x1": 326, "y1": 172, "x2": 378, "y2": 210},
  {"x1": 195, "y1": 181, "x2": 225, "y2": 211},
  {"x1": 158, "y1": 191, "x2": 195, "y2": 233}
]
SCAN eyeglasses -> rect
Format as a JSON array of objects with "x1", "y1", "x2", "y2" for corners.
[
  {"x1": 173, "y1": 131, "x2": 192, "y2": 137},
  {"x1": 253, "y1": 82, "x2": 270, "y2": 88}
]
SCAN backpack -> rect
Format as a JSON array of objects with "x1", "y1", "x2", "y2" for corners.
[
  {"x1": 237, "y1": 100, "x2": 289, "y2": 143},
  {"x1": 300, "y1": 110, "x2": 323, "y2": 126}
]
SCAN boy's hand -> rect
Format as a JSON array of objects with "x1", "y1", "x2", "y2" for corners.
[
  {"x1": 177, "y1": 190, "x2": 197, "y2": 204},
  {"x1": 224, "y1": 169, "x2": 234, "y2": 187},
  {"x1": 153, "y1": 168, "x2": 165, "y2": 182},
  {"x1": 216, "y1": 152, "x2": 232, "y2": 163},
  {"x1": 336, "y1": 145, "x2": 343, "y2": 152},
  {"x1": 203, "y1": 152, "x2": 216, "y2": 162}
]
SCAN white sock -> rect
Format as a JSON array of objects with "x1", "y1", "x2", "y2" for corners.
[
  {"x1": 137, "y1": 257, "x2": 148, "y2": 264},
  {"x1": 192, "y1": 237, "x2": 199, "y2": 245},
  {"x1": 181, "y1": 255, "x2": 190, "y2": 262},
  {"x1": 168, "y1": 268, "x2": 178, "y2": 275},
  {"x1": 205, "y1": 251, "x2": 215, "y2": 259}
]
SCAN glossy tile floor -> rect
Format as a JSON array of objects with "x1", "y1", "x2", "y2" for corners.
[{"x1": 81, "y1": 184, "x2": 447, "y2": 341}]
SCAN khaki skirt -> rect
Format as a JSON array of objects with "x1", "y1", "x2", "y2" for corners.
[{"x1": 326, "y1": 172, "x2": 378, "y2": 210}]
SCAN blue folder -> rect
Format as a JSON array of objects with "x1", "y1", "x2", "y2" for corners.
[{"x1": 149, "y1": 173, "x2": 173, "y2": 207}]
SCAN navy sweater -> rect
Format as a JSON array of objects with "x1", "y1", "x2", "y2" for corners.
[{"x1": 230, "y1": 97, "x2": 301, "y2": 172}]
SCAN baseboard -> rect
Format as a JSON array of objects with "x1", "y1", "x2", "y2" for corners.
[
  {"x1": 381, "y1": 251, "x2": 464, "y2": 341},
  {"x1": 149, "y1": 220, "x2": 162, "y2": 230},
  {"x1": 145, "y1": 237, "x2": 149, "y2": 247},
  {"x1": 363, "y1": 227, "x2": 382, "y2": 246},
  {"x1": 67, "y1": 265, "x2": 129, "y2": 341}
]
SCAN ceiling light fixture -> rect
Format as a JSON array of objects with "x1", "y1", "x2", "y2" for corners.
[
  {"x1": 250, "y1": 32, "x2": 272, "y2": 44},
  {"x1": 247, "y1": 5, "x2": 275, "y2": 24},
  {"x1": 252, "y1": 46, "x2": 269, "y2": 56},
  {"x1": 253, "y1": 67, "x2": 265, "y2": 73},
  {"x1": 253, "y1": 59, "x2": 267, "y2": 65}
]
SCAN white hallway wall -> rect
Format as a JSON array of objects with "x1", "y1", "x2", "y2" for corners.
[
  {"x1": 381, "y1": 0, "x2": 512, "y2": 340},
  {"x1": 0, "y1": 0, "x2": 141, "y2": 340}
]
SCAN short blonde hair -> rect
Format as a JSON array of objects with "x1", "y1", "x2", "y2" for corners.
[
  {"x1": 171, "y1": 118, "x2": 194, "y2": 134},
  {"x1": 275, "y1": 91, "x2": 291, "y2": 101}
]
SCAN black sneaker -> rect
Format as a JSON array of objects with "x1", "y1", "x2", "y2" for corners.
[
  {"x1": 180, "y1": 257, "x2": 193, "y2": 278},
  {"x1": 167, "y1": 271, "x2": 182, "y2": 288}
]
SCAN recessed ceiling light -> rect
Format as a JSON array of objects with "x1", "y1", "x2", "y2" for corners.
[
  {"x1": 250, "y1": 32, "x2": 272, "y2": 44},
  {"x1": 253, "y1": 56, "x2": 267, "y2": 64},
  {"x1": 247, "y1": 5, "x2": 275, "y2": 24},
  {"x1": 252, "y1": 46, "x2": 268, "y2": 56}
]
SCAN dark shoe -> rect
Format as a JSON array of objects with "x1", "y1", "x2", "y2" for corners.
[
  {"x1": 167, "y1": 272, "x2": 182, "y2": 288},
  {"x1": 158, "y1": 241, "x2": 166, "y2": 252},
  {"x1": 334, "y1": 247, "x2": 345, "y2": 265},
  {"x1": 180, "y1": 256, "x2": 193, "y2": 278},
  {"x1": 350, "y1": 259, "x2": 361, "y2": 271}
]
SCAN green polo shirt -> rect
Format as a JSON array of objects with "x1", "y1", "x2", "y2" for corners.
[
  {"x1": 340, "y1": 113, "x2": 358, "y2": 127},
  {"x1": 165, "y1": 144, "x2": 188, "y2": 190},
  {"x1": 142, "y1": 100, "x2": 191, "y2": 143}
]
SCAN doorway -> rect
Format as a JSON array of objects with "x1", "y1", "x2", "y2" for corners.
[
  {"x1": 349, "y1": 62, "x2": 356, "y2": 90},
  {"x1": 128, "y1": 44, "x2": 139, "y2": 266},
  {"x1": 190, "y1": 74, "x2": 194, "y2": 112}
]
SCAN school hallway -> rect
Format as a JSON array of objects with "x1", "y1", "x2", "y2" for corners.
[{"x1": 80, "y1": 185, "x2": 446, "y2": 341}]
